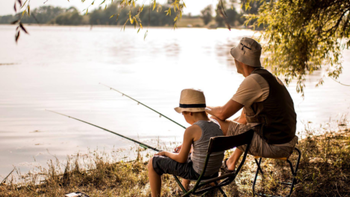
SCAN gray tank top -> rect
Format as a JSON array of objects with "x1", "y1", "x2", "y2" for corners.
[{"x1": 191, "y1": 120, "x2": 224, "y2": 177}]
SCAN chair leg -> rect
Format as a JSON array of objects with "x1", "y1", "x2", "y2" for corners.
[
  {"x1": 214, "y1": 181, "x2": 227, "y2": 197},
  {"x1": 174, "y1": 175, "x2": 187, "y2": 194},
  {"x1": 252, "y1": 157, "x2": 262, "y2": 196},
  {"x1": 255, "y1": 158, "x2": 264, "y2": 174},
  {"x1": 286, "y1": 147, "x2": 301, "y2": 197},
  {"x1": 253, "y1": 148, "x2": 301, "y2": 197}
]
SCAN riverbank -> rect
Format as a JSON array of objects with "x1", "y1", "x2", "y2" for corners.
[{"x1": 0, "y1": 124, "x2": 349, "y2": 196}]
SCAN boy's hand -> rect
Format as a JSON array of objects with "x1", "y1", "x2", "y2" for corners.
[
  {"x1": 174, "y1": 144, "x2": 182, "y2": 153},
  {"x1": 155, "y1": 151, "x2": 166, "y2": 156}
]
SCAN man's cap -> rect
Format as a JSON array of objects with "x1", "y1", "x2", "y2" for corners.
[
  {"x1": 230, "y1": 37, "x2": 262, "y2": 68},
  {"x1": 174, "y1": 89, "x2": 206, "y2": 113}
]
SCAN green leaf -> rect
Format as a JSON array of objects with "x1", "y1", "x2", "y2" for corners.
[
  {"x1": 110, "y1": 15, "x2": 115, "y2": 19},
  {"x1": 19, "y1": 23, "x2": 28, "y2": 34},
  {"x1": 11, "y1": 19, "x2": 19, "y2": 24},
  {"x1": 21, "y1": 0, "x2": 28, "y2": 9},
  {"x1": 144, "y1": 30, "x2": 148, "y2": 40},
  {"x1": 15, "y1": 31, "x2": 20, "y2": 43}
]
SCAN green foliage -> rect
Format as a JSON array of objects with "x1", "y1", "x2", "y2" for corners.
[
  {"x1": 200, "y1": 5, "x2": 212, "y2": 25},
  {"x1": 20, "y1": 6, "x2": 65, "y2": 24},
  {"x1": 0, "y1": 6, "x2": 65, "y2": 25},
  {"x1": 246, "y1": 0, "x2": 350, "y2": 95},
  {"x1": 89, "y1": 3, "x2": 177, "y2": 26},
  {"x1": 0, "y1": 15, "x2": 16, "y2": 24},
  {"x1": 53, "y1": 7, "x2": 84, "y2": 25},
  {"x1": 215, "y1": 0, "x2": 244, "y2": 28}
]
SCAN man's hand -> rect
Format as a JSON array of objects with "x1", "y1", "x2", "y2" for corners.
[{"x1": 205, "y1": 100, "x2": 243, "y2": 121}]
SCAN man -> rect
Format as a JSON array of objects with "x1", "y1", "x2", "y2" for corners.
[
  {"x1": 148, "y1": 89, "x2": 224, "y2": 197},
  {"x1": 205, "y1": 37, "x2": 298, "y2": 172}
]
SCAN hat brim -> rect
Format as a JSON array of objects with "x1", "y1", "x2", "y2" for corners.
[{"x1": 174, "y1": 107, "x2": 206, "y2": 114}]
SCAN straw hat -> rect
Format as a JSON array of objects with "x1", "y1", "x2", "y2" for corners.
[
  {"x1": 230, "y1": 37, "x2": 262, "y2": 68},
  {"x1": 174, "y1": 89, "x2": 206, "y2": 113}
]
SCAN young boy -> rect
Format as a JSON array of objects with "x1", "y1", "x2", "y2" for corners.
[{"x1": 147, "y1": 89, "x2": 224, "y2": 197}]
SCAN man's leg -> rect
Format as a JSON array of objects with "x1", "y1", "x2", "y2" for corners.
[
  {"x1": 210, "y1": 118, "x2": 251, "y2": 171},
  {"x1": 210, "y1": 117, "x2": 231, "y2": 136},
  {"x1": 226, "y1": 148, "x2": 243, "y2": 171},
  {"x1": 148, "y1": 157, "x2": 161, "y2": 197}
]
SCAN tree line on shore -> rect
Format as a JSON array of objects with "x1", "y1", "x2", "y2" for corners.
[{"x1": 0, "y1": 1, "x2": 260, "y2": 28}]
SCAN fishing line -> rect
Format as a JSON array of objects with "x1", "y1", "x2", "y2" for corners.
[
  {"x1": 99, "y1": 83, "x2": 186, "y2": 129},
  {"x1": 45, "y1": 109, "x2": 160, "y2": 152}
]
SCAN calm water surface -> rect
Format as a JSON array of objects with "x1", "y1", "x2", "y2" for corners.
[{"x1": 0, "y1": 25, "x2": 349, "y2": 178}]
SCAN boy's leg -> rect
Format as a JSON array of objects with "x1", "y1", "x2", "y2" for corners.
[
  {"x1": 148, "y1": 157, "x2": 161, "y2": 197},
  {"x1": 181, "y1": 179, "x2": 190, "y2": 191}
]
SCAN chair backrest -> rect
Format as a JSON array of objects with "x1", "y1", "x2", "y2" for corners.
[
  {"x1": 208, "y1": 129, "x2": 255, "y2": 154},
  {"x1": 186, "y1": 129, "x2": 255, "y2": 196}
]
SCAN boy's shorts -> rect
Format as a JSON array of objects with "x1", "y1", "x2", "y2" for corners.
[
  {"x1": 152, "y1": 155, "x2": 200, "y2": 180},
  {"x1": 227, "y1": 121, "x2": 298, "y2": 158}
]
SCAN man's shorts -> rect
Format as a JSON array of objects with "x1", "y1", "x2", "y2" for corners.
[
  {"x1": 227, "y1": 121, "x2": 298, "y2": 158},
  {"x1": 152, "y1": 155, "x2": 200, "y2": 180}
]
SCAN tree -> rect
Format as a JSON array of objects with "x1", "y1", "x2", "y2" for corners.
[
  {"x1": 53, "y1": 7, "x2": 84, "y2": 25},
  {"x1": 215, "y1": 0, "x2": 227, "y2": 27},
  {"x1": 245, "y1": 0, "x2": 350, "y2": 95},
  {"x1": 11, "y1": 0, "x2": 185, "y2": 41},
  {"x1": 215, "y1": 0, "x2": 243, "y2": 28},
  {"x1": 200, "y1": 5, "x2": 212, "y2": 25}
]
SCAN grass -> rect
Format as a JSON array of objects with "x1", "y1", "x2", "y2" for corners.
[{"x1": 0, "y1": 120, "x2": 349, "y2": 196}]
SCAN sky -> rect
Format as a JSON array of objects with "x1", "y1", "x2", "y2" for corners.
[{"x1": 0, "y1": 0, "x2": 227, "y2": 16}]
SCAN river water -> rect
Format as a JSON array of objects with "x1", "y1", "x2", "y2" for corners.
[{"x1": 0, "y1": 25, "x2": 349, "y2": 178}]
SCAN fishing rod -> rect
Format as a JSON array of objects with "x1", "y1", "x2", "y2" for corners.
[
  {"x1": 99, "y1": 83, "x2": 186, "y2": 129},
  {"x1": 1, "y1": 168, "x2": 14, "y2": 185},
  {"x1": 45, "y1": 109, "x2": 160, "y2": 152}
]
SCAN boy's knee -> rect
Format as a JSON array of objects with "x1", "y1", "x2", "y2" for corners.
[{"x1": 148, "y1": 157, "x2": 154, "y2": 170}]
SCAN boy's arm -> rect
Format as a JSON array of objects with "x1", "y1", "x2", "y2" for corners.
[{"x1": 156, "y1": 125, "x2": 199, "y2": 163}]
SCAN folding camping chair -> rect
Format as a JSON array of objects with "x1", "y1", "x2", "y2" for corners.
[
  {"x1": 173, "y1": 129, "x2": 255, "y2": 197},
  {"x1": 252, "y1": 147, "x2": 301, "y2": 197}
]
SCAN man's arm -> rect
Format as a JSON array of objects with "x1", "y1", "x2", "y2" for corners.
[
  {"x1": 206, "y1": 99, "x2": 243, "y2": 121},
  {"x1": 155, "y1": 125, "x2": 200, "y2": 163}
]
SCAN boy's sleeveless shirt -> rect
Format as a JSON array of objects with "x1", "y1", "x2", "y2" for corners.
[{"x1": 191, "y1": 120, "x2": 224, "y2": 177}]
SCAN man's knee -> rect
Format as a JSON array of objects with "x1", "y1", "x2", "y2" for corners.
[{"x1": 210, "y1": 116, "x2": 231, "y2": 135}]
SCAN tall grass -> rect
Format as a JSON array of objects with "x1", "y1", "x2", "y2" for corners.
[{"x1": 0, "y1": 119, "x2": 349, "y2": 196}]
